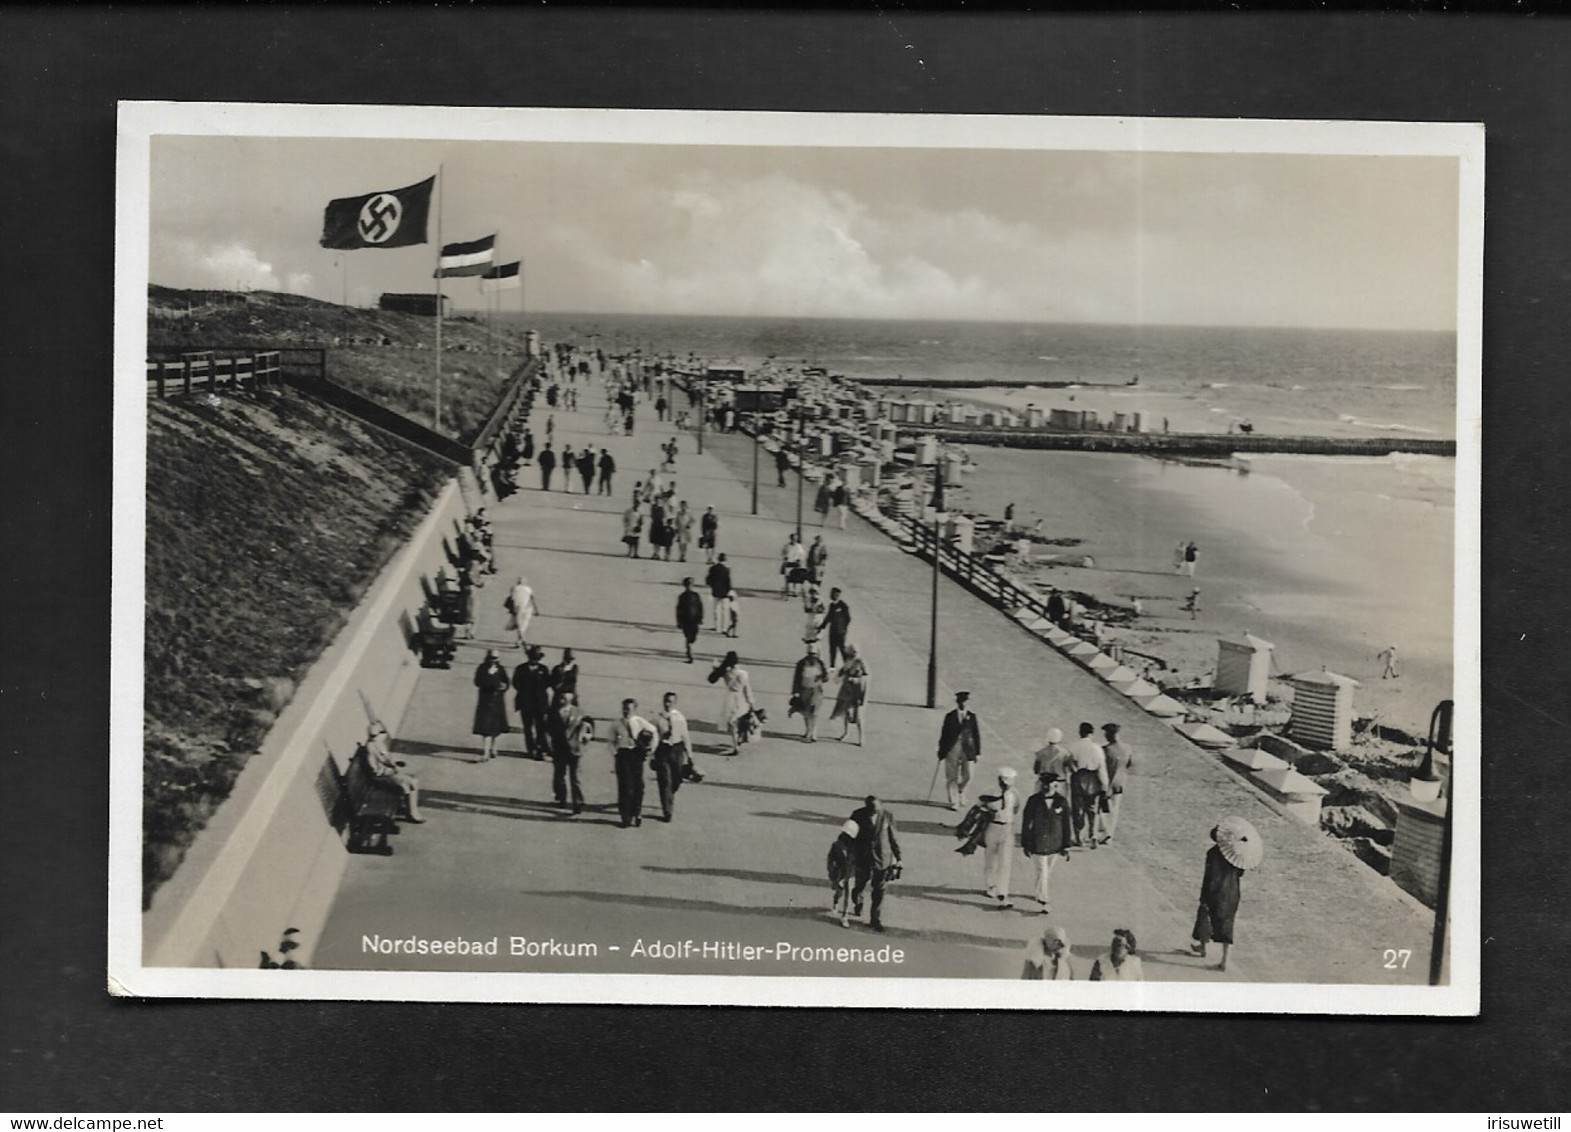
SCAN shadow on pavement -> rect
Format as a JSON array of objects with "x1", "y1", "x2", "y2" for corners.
[{"x1": 421, "y1": 789, "x2": 622, "y2": 827}]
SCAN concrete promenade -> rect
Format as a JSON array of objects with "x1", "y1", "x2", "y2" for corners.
[{"x1": 314, "y1": 375, "x2": 1435, "y2": 986}]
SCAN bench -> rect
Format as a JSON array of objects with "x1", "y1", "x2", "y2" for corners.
[{"x1": 342, "y1": 746, "x2": 402, "y2": 854}]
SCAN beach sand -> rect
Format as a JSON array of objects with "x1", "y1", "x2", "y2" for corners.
[{"x1": 934, "y1": 447, "x2": 1455, "y2": 736}]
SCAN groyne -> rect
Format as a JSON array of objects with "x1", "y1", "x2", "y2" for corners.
[{"x1": 918, "y1": 425, "x2": 1456, "y2": 457}]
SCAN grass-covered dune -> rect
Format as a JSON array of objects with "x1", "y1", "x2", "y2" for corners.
[
  {"x1": 143, "y1": 389, "x2": 449, "y2": 908},
  {"x1": 149, "y1": 286, "x2": 526, "y2": 441}
]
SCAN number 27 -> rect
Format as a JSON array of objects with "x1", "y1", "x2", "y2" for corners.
[{"x1": 1383, "y1": 948, "x2": 1412, "y2": 969}]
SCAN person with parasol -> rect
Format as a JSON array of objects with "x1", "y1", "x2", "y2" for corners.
[{"x1": 1190, "y1": 816, "x2": 1264, "y2": 972}]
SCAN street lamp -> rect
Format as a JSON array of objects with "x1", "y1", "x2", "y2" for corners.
[
  {"x1": 795, "y1": 406, "x2": 805, "y2": 540},
  {"x1": 925, "y1": 446, "x2": 945, "y2": 710},
  {"x1": 750, "y1": 385, "x2": 761, "y2": 516},
  {"x1": 696, "y1": 362, "x2": 706, "y2": 456}
]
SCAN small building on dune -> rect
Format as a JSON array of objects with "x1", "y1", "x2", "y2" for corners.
[{"x1": 378, "y1": 293, "x2": 452, "y2": 317}]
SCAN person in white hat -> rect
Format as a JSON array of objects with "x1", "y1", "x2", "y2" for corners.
[
  {"x1": 1021, "y1": 925, "x2": 1076, "y2": 981},
  {"x1": 1033, "y1": 727, "x2": 1070, "y2": 799},
  {"x1": 826, "y1": 818, "x2": 860, "y2": 926},
  {"x1": 982, "y1": 767, "x2": 1020, "y2": 909}
]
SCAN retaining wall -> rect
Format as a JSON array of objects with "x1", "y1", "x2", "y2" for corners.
[{"x1": 142, "y1": 478, "x2": 470, "y2": 968}]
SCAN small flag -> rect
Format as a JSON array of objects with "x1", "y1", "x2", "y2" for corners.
[
  {"x1": 320, "y1": 176, "x2": 435, "y2": 250},
  {"x1": 434, "y1": 235, "x2": 496, "y2": 278},
  {"x1": 480, "y1": 261, "x2": 522, "y2": 293}
]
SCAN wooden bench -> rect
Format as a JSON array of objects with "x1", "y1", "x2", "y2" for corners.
[
  {"x1": 343, "y1": 746, "x2": 402, "y2": 854},
  {"x1": 418, "y1": 606, "x2": 457, "y2": 668}
]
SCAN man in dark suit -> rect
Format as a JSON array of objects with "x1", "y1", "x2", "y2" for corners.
[
  {"x1": 936, "y1": 690, "x2": 982, "y2": 811},
  {"x1": 705, "y1": 554, "x2": 732, "y2": 628},
  {"x1": 848, "y1": 795, "x2": 902, "y2": 933},
  {"x1": 538, "y1": 444, "x2": 556, "y2": 491},
  {"x1": 511, "y1": 645, "x2": 553, "y2": 759},
  {"x1": 675, "y1": 576, "x2": 705, "y2": 663},
  {"x1": 820, "y1": 587, "x2": 853, "y2": 669}
]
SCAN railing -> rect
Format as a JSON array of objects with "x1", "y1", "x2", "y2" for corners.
[
  {"x1": 469, "y1": 357, "x2": 541, "y2": 466},
  {"x1": 888, "y1": 508, "x2": 1061, "y2": 628},
  {"x1": 145, "y1": 350, "x2": 284, "y2": 398}
]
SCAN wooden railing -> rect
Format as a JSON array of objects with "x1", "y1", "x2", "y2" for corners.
[{"x1": 145, "y1": 350, "x2": 285, "y2": 398}]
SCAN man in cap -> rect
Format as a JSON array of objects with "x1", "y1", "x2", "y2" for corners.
[
  {"x1": 981, "y1": 767, "x2": 1021, "y2": 909},
  {"x1": 848, "y1": 795, "x2": 902, "y2": 932},
  {"x1": 546, "y1": 691, "x2": 593, "y2": 815},
  {"x1": 511, "y1": 645, "x2": 554, "y2": 760},
  {"x1": 1020, "y1": 771, "x2": 1072, "y2": 913},
  {"x1": 610, "y1": 697, "x2": 659, "y2": 828},
  {"x1": 936, "y1": 691, "x2": 983, "y2": 811}
]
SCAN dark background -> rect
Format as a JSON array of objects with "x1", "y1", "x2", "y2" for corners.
[{"x1": 2, "y1": 5, "x2": 1566, "y2": 1113}]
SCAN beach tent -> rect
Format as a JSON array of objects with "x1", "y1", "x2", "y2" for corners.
[
  {"x1": 1111, "y1": 677, "x2": 1160, "y2": 698},
  {"x1": 1101, "y1": 665, "x2": 1139, "y2": 684},
  {"x1": 1179, "y1": 721, "x2": 1236, "y2": 749},
  {"x1": 1221, "y1": 747, "x2": 1289, "y2": 774},
  {"x1": 1066, "y1": 640, "x2": 1101, "y2": 659},
  {"x1": 1134, "y1": 693, "x2": 1185, "y2": 717},
  {"x1": 1287, "y1": 668, "x2": 1359, "y2": 750},
  {"x1": 1215, "y1": 632, "x2": 1275, "y2": 701},
  {"x1": 1251, "y1": 767, "x2": 1330, "y2": 826},
  {"x1": 1087, "y1": 653, "x2": 1119, "y2": 673}
]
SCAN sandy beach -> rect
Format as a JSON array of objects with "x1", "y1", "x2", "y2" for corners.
[{"x1": 934, "y1": 446, "x2": 1455, "y2": 736}]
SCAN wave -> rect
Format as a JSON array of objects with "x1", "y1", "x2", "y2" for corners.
[
  {"x1": 1337, "y1": 414, "x2": 1438, "y2": 434},
  {"x1": 1378, "y1": 384, "x2": 1428, "y2": 392},
  {"x1": 1037, "y1": 355, "x2": 1060, "y2": 361},
  {"x1": 1207, "y1": 382, "x2": 1231, "y2": 389}
]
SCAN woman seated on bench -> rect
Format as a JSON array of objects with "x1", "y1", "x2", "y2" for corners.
[{"x1": 365, "y1": 723, "x2": 426, "y2": 823}]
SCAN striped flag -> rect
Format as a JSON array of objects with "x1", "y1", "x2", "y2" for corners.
[
  {"x1": 434, "y1": 235, "x2": 496, "y2": 278},
  {"x1": 479, "y1": 261, "x2": 522, "y2": 293}
]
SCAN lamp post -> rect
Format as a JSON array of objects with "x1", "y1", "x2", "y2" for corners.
[
  {"x1": 795, "y1": 407, "x2": 805, "y2": 540},
  {"x1": 696, "y1": 361, "x2": 707, "y2": 456},
  {"x1": 750, "y1": 386, "x2": 761, "y2": 516},
  {"x1": 925, "y1": 450, "x2": 944, "y2": 709}
]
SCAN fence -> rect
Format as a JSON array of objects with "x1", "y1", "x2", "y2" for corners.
[
  {"x1": 886, "y1": 507, "x2": 1061, "y2": 628},
  {"x1": 145, "y1": 350, "x2": 284, "y2": 398}
]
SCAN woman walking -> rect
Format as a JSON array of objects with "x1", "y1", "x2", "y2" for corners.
[
  {"x1": 673, "y1": 501, "x2": 694, "y2": 562},
  {"x1": 472, "y1": 648, "x2": 512, "y2": 761},
  {"x1": 1190, "y1": 823, "x2": 1250, "y2": 972},
  {"x1": 622, "y1": 502, "x2": 644, "y2": 558},
  {"x1": 709, "y1": 650, "x2": 758, "y2": 756},
  {"x1": 830, "y1": 643, "x2": 868, "y2": 744},
  {"x1": 791, "y1": 642, "x2": 829, "y2": 743}
]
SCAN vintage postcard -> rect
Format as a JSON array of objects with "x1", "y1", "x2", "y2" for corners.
[{"x1": 111, "y1": 103, "x2": 1481, "y2": 1012}]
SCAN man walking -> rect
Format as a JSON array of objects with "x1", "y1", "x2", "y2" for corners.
[
  {"x1": 598, "y1": 448, "x2": 617, "y2": 495},
  {"x1": 1100, "y1": 722, "x2": 1133, "y2": 844},
  {"x1": 611, "y1": 698, "x2": 658, "y2": 829},
  {"x1": 705, "y1": 554, "x2": 733, "y2": 629},
  {"x1": 806, "y1": 534, "x2": 829, "y2": 586},
  {"x1": 1020, "y1": 771, "x2": 1072, "y2": 913},
  {"x1": 511, "y1": 645, "x2": 554, "y2": 760},
  {"x1": 700, "y1": 505, "x2": 719, "y2": 563},
  {"x1": 775, "y1": 445, "x2": 790, "y2": 488},
  {"x1": 936, "y1": 691, "x2": 982, "y2": 811},
  {"x1": 1064, "y1": 721, "x2": 1110, "y2": 847},
  {"x1": 577, "y1": 448, "x2": 596, "y2": 493},
  {"x1": 547, "y1": 691, "x2": 592, "y2": 815},
  {"x1": 675, "y1": 576, "x2": 705, "y2": 663},
  {"x1": 981, "y1": 767, "x2": 1020, "y2": 909},
  {"x1": 653, "y1": 691, "x2": 695, "y2": 821},
  {"x1": 848, "y1": 795, "x2": 902, "y2": 932},
  {"x1": 538, "y1": 444, "x2": 556, "y2": 491},
  {"x1": 820, "y1": 587, "x2": 853, "y2": 669}
]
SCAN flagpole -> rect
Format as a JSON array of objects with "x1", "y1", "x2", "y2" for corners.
[
  {"x1": 434, "y1": 163, "x2": 444, "y2": 432},
  {"x1": 490, "y1": 228, "x2": 500, "y2": 378}
]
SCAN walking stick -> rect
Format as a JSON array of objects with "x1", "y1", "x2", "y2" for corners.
[{"x1": 926, "y1": 756, "x2": 942, "y2": 803}]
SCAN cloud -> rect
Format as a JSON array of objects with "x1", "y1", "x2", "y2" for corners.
[{"x1": 153, "y1": 237, "x2": 314, "y2": 296}]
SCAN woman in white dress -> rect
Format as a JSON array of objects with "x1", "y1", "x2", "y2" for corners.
[
  {"x1": 709, "y1": 650, "x2": 757, "y2": 755},
  {"x1": 506, "y1": 576, "x2": 540, "y2": 651}
]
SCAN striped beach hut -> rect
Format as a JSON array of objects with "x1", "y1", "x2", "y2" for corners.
[{"x1": 1287, "y1": 668, "x2": 1359, "y2": 750}]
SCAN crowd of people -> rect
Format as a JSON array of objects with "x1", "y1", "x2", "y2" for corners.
[{"x1": 399, "y1": 340, "x2": 1252, "y2": 980}]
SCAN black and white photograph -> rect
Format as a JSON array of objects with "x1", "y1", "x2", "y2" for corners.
[{"x1": 111, "y1": 103, "x2": 1481, "y2": 1013}]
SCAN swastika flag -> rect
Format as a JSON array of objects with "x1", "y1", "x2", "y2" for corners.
[{"x1": 320, "y1": 175, "x2": 435, "y2": 250}]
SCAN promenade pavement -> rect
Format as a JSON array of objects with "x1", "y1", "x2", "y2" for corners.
[{"x1": 315, "y1": 372, "x2": 1436, "y2": 987}]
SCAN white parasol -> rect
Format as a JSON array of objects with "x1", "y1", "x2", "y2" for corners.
[{"x1": 1213, "y1": 815, "x2": 1265, "y2": 870}]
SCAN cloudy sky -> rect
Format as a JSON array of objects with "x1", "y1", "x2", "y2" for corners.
[{"x1": 148, "y1": 134, "x2": 1459, "y2": 330}]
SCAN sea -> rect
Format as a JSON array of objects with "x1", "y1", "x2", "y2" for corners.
[{"x1": 513, "y1": 313, "x2": 1460, "y2": 728}]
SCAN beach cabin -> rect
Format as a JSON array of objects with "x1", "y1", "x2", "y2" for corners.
[
  {"x1": 1215, "y1": 633, "x2": 1275, "y2": 701},
  {"x1": 1050, "y1": 408, "x2": 1084, "y2": 430},
  {"x1": 1287, "y1": 668, "x2": 1359, "y2": 750},
  {"x1": 943, "y1": 514, "x2": 975, "y2": 555},
  {"x1": 1025, "y1": 407, "x2": 1045, "y2": 428},
  {"x1": 1129, "y1": 412, "x2": 1144, "y2": 433}
]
